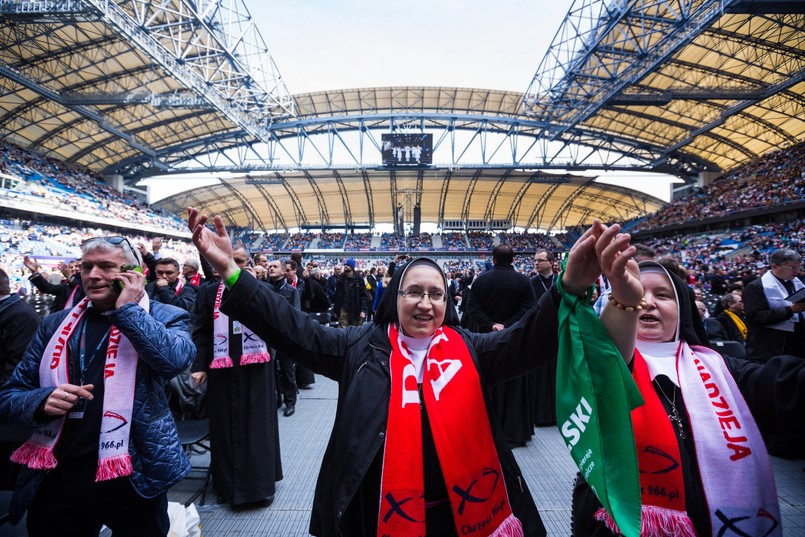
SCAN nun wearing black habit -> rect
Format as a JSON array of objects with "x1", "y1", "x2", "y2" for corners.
[{"x1": 572, "y1": 260, "x2": 804, "y2": 537}]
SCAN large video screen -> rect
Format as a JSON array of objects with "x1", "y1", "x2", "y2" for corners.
[{"x1": 382, "y1": 133, "x2": 432, "y2": 166}]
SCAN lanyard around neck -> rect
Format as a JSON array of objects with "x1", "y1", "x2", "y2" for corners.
[{"x1": 78, "y1": 316, "x2": 111, "y2": 386}]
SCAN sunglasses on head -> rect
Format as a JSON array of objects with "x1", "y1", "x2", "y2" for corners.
[{"x1": 82, "y1": 236, "x2": 140, "y2": 265}]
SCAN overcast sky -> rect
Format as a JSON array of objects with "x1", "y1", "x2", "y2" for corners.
[
  {"x1": 144, "y1": 1, "x2": 680, "y2": 203},
  {"x1": 253, "y1": 0, "x2": 569, "y2": 94}
]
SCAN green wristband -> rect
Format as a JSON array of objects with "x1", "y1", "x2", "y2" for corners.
[{"x1": 224, "y1": 268, "x2": 241, "y2": 288}]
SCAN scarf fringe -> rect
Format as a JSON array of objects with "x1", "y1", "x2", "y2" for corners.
[
  {"x1": 240, "y1": 351, "x2": 271, "y2": 365},
  {"x1": 10, "y1": 442, "x2": 57, "y2": 470},
  {"x1": 209, "y1": 356, "x2": 233, "y2": 369},
  {"x1": 491, "y1": 514, "x2": 524, "y2": 537},
  {"x1": 95, "y1": 453, "x2": 133, "y2": 482},
  {"x1": 595, "y1": 506, "x2": 696, "y2": 537}
]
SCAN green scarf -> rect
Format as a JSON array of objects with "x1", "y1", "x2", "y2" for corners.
[{"x1": 555, "y1": 274, "x2": 644, "y2": 537}]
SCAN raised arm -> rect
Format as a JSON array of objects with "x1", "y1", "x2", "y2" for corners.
[
  {"x1": 187, "y1": 208, "x2": 238, "y2": 281},
  {"x1": 187, "y1": 207, "x2": 347, "y2": 378},
  {"x1": 561, "y1": 220, "x2": 642, "y2": 362}
]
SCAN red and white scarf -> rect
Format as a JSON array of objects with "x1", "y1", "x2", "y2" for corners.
[
  {"x1": 188, "y1": 272, "x2": 201, "y2": 287},
  {"x1": 379, "y1": 324, "x2": 522, "y2": 536},
  {"x1": 599, "y1": 343, "x2": 781, "y2": 536},
  {"x1": 210, "y1": 282, "x2": 270, "y2": 369},
  {"x1": 12, "y1": 296, "x2": 142, "y2": 482}
]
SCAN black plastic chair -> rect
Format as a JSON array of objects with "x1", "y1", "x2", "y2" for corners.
[
  {"x1": 175, "y1": 418, "x2": 212, "y2": 507},
  {"x1": 711, "y1": 339, "x2": 746, "y2": 359}
]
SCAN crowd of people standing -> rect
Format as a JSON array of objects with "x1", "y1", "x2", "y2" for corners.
[{"x1": 0, "y1": 139, "x2": 802, "y2": 535}]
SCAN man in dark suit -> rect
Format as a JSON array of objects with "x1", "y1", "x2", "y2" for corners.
[
  {"x1": 269, "y1": 260, "x2": 301, "y2": 416},
  {"x1": 191, "y1": 246, "x2": 282, "y2": 507},
  {"x1": 22, "y1": 256, "x2": 84, "y2": 312},
  {"x1": 716, "y1": 292, "x2": 747, "y2": 344},
  {"x1": 530, "y1": 249, "x2": 556, "y2": 302},
  {"x1": 145, "y1": 258, "x2": 197, "y2": 313},
  {"x1": 467, "y1": 243, "x2": 536, "y2": 446}
]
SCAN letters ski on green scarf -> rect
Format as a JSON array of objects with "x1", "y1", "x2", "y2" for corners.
[{"x1": 555, "y1": 275, "x2": 644, "y2": 537}]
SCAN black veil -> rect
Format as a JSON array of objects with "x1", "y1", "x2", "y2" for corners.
[{"x1": 373, "y1": 257, "x2": 460, "y2": 327}]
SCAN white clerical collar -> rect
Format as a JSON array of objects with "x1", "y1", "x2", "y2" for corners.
[
  {"x1": 399, "y1": 332, "x2": 434, "y2": 383},
  {"x1": 400, "y1": 332, "x2": 433, "y2": 350},
  {"x1": 636, "y1": 339, "x2": 681, "y2": 387}
]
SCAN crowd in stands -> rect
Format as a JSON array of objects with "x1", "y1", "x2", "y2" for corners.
[
  {"x1": 317, "y1": 232, "x2": 345, "y2": 249},
  {"x1": 635, "y1": 141, "x2": 805, "y2": 231},
  {"x1": 499, "y1": 231, "x2": 556, "y2": 251},
  {"x1": 0, "y1": 219, "x2": 198, "y2": 295},
  {"x1": 407, "y1": 232, "x2": 432, "y2": 250},
  {"x1": 260, "y1": 232, "x2": 289, "y2": 251},
  {"x1": 343, "y1": 232, "x2": 370, "y2": 250},
  {"x1": 467, "y1": 231, "x2": 494, "y2": 250},
  {"x1": 440, "y1": 231, "x2": 467, "y2": 250},
  {"x1": 285, "y1": 232, "x2": 315, "y2": 250},
  {"x1": 640, "y1": 219, "x2": 805, "y2": 292},
  {"x1": 376, "y1": 232, "x2": 406, "y2": 250},
  {"x1": 442, "y1": 258, "x2": 485, "y2": 276},
  {"x1": 0, "y1": 141, "x2": 186, "y2": 233}
]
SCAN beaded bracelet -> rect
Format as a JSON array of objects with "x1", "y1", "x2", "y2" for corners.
[{"x1": 608, "y1": 293, "x2": 647, "y2": 311}]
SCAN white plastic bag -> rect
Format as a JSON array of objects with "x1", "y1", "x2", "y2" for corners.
[
  {"x1": 167, "y1": 501, "x2": 203, "y2": 537},
  {"x1": 185, "y1": 503, "x2": 202, "y2": 537},
  {"x1": 166, "y1": 501, "x2": 186, "y2": 537}
]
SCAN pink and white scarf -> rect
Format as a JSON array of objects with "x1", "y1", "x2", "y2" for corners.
[
  {"x1": 12, "y1": 296, "x2": 144, "y2": 482},
  {"x1": 210, "y1": 282, "x2": 271, "y2": 369},
  {"x1": 597, "y1": 341, "x2": 782, "y2": 536},
  {"x1": 675, "y1": 341, "x2": 780, "y2": 536}
]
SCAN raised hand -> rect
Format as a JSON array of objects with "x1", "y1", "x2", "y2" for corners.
[
  {"x1": 187, "y1": 207, "x2": 238, "y2": 280},
  {"x1": 561, "y1": 219, "x2": 607, "y2": 296},
  {"x1": 595, "y1": 224, "x2": 642, "y2": 309},
  {"x1": 561, "y1": 219, "x2": 642, "y2": 308},
  {"x1": 23, "y1": 255, "x2": 40, "y2": 274}
]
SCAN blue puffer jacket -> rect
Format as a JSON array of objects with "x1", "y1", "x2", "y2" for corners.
[{"x1": 0, "y1": 300, "x2": 196, "y2": 521}]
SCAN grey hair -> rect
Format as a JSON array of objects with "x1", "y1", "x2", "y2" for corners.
[
  {"x1": 771, "y1": 248, "x2": 802, "y2": 266},
  {"x1": 721, "y1": 293, "x2": 738, "y2": 308},
  {"x1": 81, "y1": 238, "x2": 141, "y2": 267}
]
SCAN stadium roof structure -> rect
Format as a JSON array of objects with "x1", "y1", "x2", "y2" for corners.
[
  {"x1": 522, "y1": 0, "x2": 805, "y2": 175},
  {"x1": 0, "y1": 0, "x2": 803, "y2": 231},
  {"x1": 154, "y1": 168, "x2": 664, "y2": 232}
]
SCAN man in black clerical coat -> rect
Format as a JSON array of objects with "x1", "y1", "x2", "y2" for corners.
[
  {"x1": 529, "y1": 249, "x2": 558, "y2": 426},
  {"x1": 269, "y1": 259, "x2": 302, "y2": 416},
  {"x1": 191, "y1": 246, "x2": 282, "y2": 507},
  {"x1": 467, "y1": 243, "x2": 536, "y2": 447},
  {"x1": 744, "y1": 248, "x2": 805, "y2": 362}
]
